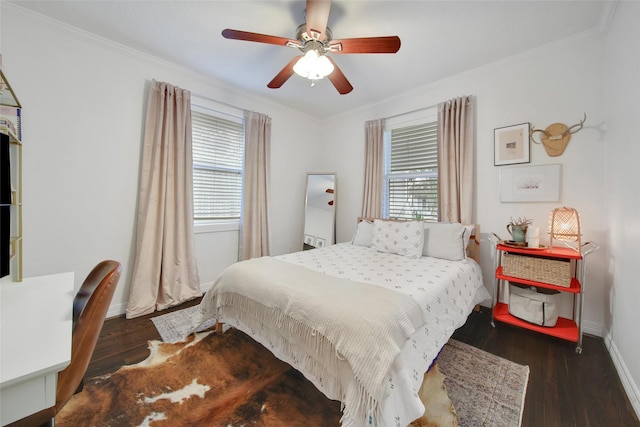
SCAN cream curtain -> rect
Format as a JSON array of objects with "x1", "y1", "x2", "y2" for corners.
[
  {"x1": 126, "y1": 80, "x2": 201, "y2": 319},
  {"x1": 361, "y1": 118, "x2": 385, "y2": 218},
  {"x1": 437, "y1": 95, "x2": 474, "y2": 224},
  {"x1": 241, "y1": 111, "x2": 272, "y2": 260}
]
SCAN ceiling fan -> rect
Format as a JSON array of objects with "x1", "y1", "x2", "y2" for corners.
[{"x1": 221, "y1": 0, "x2": 401, "y2": 95}]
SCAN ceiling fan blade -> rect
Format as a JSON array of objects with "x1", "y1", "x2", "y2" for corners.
[
  {"x1": 267, "y1": 56, "x2": 303, "y2": 89},
  {"x1": 222, "y1": 29, "x2": 301, "y2": 48},
  {"x1": 305, "y1": 0, "x2": 332, "y2": 41},
  {"x1": 326, "y1": 57, "x2": 353, "y2": 95},
  {"x1": 329, "y1": 36, "x2": 401, "y2": 54}
]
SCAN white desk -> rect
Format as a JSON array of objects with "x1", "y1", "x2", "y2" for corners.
[{"x1": 0, "y1": 272, "x2": 74, "y2": 426}]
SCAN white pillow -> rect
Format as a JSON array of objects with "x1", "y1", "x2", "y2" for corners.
[
  {"x1": 372, "y1": 220, "x2": 424, "y2": 259},
  {"x1": 422, "y1": 222, "x2": 466, "y2": 261},
  {"x1": 351, "y1": 220, "x2": 374, "y2": 247}
]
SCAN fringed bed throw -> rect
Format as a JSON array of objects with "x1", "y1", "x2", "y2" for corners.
[{"x1": 197, "y1": 257, "x2": 425, "y2": 427}]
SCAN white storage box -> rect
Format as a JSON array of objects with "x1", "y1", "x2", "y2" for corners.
[{"x1": 509, "y1": 283, "x2": 560, "y2": 327}]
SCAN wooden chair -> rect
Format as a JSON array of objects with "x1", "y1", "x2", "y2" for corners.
[{"x1": 8, "y1": 260, "x2": 121, "y2": 427}]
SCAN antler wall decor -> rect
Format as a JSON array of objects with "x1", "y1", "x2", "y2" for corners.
[{"x1": 530, "y1": 113, "x2": 586, "y2": 157}]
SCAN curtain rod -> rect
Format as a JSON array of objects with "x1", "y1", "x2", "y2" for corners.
[
  {"x1": 191, "y1": 92, "x2": 245, "y2": 115},
  {"x1": 384, "y1": 95, "x2": 472, "y2": 120},
  {"x1": 384, "y1": 105, "x2": 434, "y2": 120}
]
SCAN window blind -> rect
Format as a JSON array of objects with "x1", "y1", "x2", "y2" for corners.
[
  {"x1": 192, "y1": 111, "x2": 244, "y2": 221},
  {"x1": 386, "y1": 121, "x2": 438, "y2": 221}
]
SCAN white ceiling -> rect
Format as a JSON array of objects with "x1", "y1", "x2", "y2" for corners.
[{"x1": 9, "y1": 1, "x2": 609, "y2": 118}]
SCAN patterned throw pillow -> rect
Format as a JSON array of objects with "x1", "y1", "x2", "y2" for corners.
[{"x1": 372, "y1": 220, "x2": 425, "y2": 259}]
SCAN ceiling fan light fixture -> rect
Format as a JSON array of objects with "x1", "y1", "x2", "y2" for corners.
[
  {"x1": 222, "y1": 0, "x2": 398, "y2": 94},
  {"x1": 293, "y1": 49, "x2": 334, "y2": 80}
]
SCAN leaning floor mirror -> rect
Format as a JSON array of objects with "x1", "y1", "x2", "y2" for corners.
[{"x1": 303, "y1": 173, "x2": 336, "y2": 250}]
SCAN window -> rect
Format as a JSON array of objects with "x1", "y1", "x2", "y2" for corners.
[
  {"x1": 383, "y1": 116, "x2": 438, "y2": 221},
  {"x1": 191, "y1": 109, "x2": 244, "y2": 225}
]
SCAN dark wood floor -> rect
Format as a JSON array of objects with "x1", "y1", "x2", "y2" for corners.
[{"x1": 89, "y1": 301, "x2": 639, "y2": 427}]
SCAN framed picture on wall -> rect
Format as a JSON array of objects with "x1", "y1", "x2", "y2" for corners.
[
  {"x1": 494, "y1": 122, "x2": 531, "y2": 166},
  {"x1": 500, "y1": 164, "x2": 561, "y2": 202}
]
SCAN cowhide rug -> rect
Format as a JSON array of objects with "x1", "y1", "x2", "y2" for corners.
[{"x1": 56, "y1": 328, "x2": 457, "y2": 427}]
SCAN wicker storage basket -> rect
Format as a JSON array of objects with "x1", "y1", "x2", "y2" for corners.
[{"x1": 503, "y1": 252, "x2": 572, "y2": 287}]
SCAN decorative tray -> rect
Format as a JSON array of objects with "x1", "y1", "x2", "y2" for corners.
[{"x1": 501, "y1": 240, "x2": 548, "y2": 250}]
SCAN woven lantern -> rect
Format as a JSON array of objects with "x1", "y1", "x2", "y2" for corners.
[{"x1": 548, "y1": 207, "x2": 582, "y2": 252}]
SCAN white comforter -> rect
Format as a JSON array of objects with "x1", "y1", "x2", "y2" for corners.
[{"x1": 196, "y1": 243, "x2": 489, "y2": 427}]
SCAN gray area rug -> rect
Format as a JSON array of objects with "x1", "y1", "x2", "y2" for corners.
[
  {"x1": 151, "y1": 305, "x2": 217, "y2": 343},
  {"x1": 151, "y1": 307, "x2": 529, "y2": 426},
  {"x1": 438, "y1": 340, "x2": 529, "y2": 427}
]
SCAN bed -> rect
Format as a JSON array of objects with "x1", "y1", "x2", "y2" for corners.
[{"x1": 194, "y1": 219, "x2": 490, "y2": 427}]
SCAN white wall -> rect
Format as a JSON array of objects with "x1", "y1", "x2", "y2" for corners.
[
  {"x1": 603, "y1": 0, "x2": 640, "y2": 416},
  {"x1": 1, "y1": 4, "x2": 322, "y2": 316}
]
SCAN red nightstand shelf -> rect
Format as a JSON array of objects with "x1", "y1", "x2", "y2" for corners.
[
  {"x1": 489, "y1": 238, "x2": 599, "y2": 354},
  {"x1": 493, "y1": 302, "x2": 579, "y2": 342},
  {"x1": 496, "y1": 266, "x2": 581, "y2": 293}
]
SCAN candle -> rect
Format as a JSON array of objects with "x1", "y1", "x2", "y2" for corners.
[{"x1": 527, "y1": 227, "x2": 540, "y2": 248}]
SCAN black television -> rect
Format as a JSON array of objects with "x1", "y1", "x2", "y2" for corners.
[{"x1": 1, "y1": 132, "x2": 10, "y2": 278}]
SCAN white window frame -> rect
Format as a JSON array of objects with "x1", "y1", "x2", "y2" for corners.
[
  {"x1": 383, "y1": 107, "x2": 439, "y2": 221},
  {"x1": 191, "y1": 98, "x2": 244, "y2": 233}
]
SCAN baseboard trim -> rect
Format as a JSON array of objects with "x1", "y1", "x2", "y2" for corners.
[
  {"x1": 107, "y1": 302, "x2": 126, "y2": 319},
  {"x1": 605, "y1": 332, "x2": 640, "y2": 420},
  {"x1": 582, "y1": 319, "x2": 604, "y2": 337}
]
